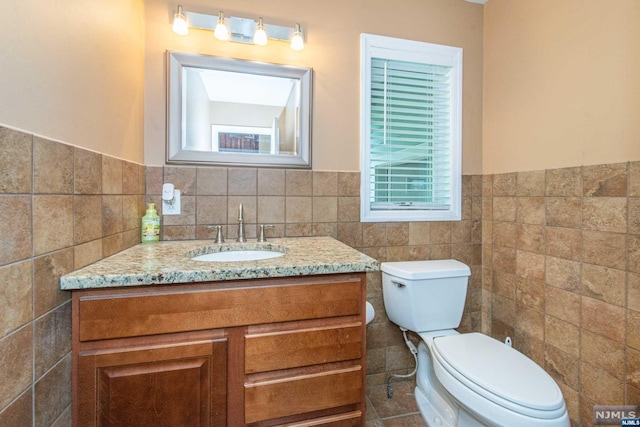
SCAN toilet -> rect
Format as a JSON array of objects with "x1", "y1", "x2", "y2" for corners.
[{"x1": 381, "y1": 259, "x2": 570, "y2": 427}]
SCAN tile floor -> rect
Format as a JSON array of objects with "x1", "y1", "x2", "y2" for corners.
[{"x1": 365, "y1": 380, "x2": 428, "y2": 426}]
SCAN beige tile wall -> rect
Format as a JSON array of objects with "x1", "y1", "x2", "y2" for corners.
[
  {"x1": 146, "y1": 166, "x2": 484, "y2": 386},
  {"x1": 0, "y1": 126, "x2": 145, "y2": 426},
  {"x1": 5, "y1": 147, "x2": 479, "y2": 425},
  {"x1": 5, "y1": 129, "x2": 638, "y2": 426},
  {"x1": 483, "y1": 163, "x2": 640, "y2": 426}
]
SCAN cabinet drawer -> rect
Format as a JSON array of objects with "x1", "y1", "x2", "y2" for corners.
[
  {"x1": 245, "y1": 366, "x2": 362, "y2": 423},
  {"x1": 281, "y1": 411, "x2": 362, "y2": 426},
  {"x1": 245, "y1": 324, "x2": 362, "y2": 373},
  {"x1": 77, "y1": 277, "x2": 362, "y2": 341}
]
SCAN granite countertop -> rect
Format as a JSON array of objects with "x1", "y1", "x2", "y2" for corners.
[{"x1": 60, "y1": 237, "x2": 379, "y2": 290}]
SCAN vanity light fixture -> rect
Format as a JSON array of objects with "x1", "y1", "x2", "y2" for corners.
[
  {"x1": 172, "y1": 5, "x2": 189, "y2": 36},
  {"x1": 171, "y1": 5, "x2": 305, "y2": 50},
  {"x1": 214, "y1": 11, "x2": 229, "y2": 41},
  {"x1": 253, "y1": 18, "x2": 268, "y2": 46},
  {"x1": 291, "y1": 23, "x2": 304, "y2": 51}
]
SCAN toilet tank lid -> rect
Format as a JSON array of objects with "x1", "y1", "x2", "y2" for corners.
[{"x1": 381, "y1": 259, "x2": 470, "y2": 280}]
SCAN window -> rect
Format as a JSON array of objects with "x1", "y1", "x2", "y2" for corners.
[{"x1": 360, "y1": 34, "x2": 462, "y2": 222}]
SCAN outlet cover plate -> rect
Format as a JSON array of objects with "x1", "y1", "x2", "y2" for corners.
[{"x1": 162, "y1": 190, "x2": 181, "y2": 215}]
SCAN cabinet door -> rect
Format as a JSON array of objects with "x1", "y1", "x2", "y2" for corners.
[{"x1": 77, "y1": 338, "x2": 227, "y2": 427}]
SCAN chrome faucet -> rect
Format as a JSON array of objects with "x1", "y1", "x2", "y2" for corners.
[{"x1": 236, "y1": 203, "x2": 246, "y2": 242}]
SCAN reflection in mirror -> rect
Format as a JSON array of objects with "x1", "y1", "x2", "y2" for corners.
[{"x1": 167, "y1": 51, "x2": 312, "y2": 168}]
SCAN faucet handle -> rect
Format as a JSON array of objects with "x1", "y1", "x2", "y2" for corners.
[
  {"x1": 258, "y1": 224, "x2": 275, "y2": 242},
  {"x1": 207, "y1": 225, "x2": 225, "y2": 243}
]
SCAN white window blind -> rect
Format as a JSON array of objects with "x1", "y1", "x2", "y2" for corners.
[{"x1": 361, "y1": 34, "x2": 462, "y2": 222}]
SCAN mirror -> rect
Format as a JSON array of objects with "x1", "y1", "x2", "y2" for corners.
[{"x1": 167, "y1": 51, "x2": 313, "y2": 168}]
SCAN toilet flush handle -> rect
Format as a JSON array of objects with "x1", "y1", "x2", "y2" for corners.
[{"x1": 391, "y1": 280, "x2": 406, "y2": 288}]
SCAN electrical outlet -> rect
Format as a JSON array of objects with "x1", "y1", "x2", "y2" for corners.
[{"x1": 162, "y1": 190, "x2": 181, "y2": 215}]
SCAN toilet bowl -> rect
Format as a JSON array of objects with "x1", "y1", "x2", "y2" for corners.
[{"x1": 381, "y1": 260, "x2": 570, "y2": 427}]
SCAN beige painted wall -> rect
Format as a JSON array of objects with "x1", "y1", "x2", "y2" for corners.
[
  {"x1": 0, "y1": 0, "x2": 145, "y2": 163},
  {"x1": 483, "y1": 0, "x2": 640, "y2": 174},
  {"x1": 144, "y1": 0, "x2": 484, "y2": 173}
]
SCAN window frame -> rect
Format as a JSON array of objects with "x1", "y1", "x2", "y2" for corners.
[{"x1": 360, "y1": 33, "x2": 463, "y2": 222}]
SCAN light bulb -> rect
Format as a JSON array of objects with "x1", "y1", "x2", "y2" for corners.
[
  {"x1": 214, "y1": 12, "x2": 229, "y2": 41},
  {"x1": 291, "y1": 24, "x2": 304, "y2": 51},
  {"x1": 172, "y1": 5, "x2": 188, "y2": 36},
  {"x1": 253, "y1": 18, "x2": 268, "y2": 46}
]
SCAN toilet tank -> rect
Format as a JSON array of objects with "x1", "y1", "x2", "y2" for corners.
[{"x1": 381, "y1": 260, "x2": 471, "y2": 332}]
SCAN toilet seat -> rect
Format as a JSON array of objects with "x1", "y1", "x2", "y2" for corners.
[{"x1": 429, "y1": 333, "x2": 566, "y2": 420}]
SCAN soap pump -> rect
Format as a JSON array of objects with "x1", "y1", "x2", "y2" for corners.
[{"x1": 141, "y1": 203, "x2": 160, "y2": 243}]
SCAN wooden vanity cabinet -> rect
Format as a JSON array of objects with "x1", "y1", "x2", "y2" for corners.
[{"x1": 72, "y1": 273, "x2": 367, "y2": 427}]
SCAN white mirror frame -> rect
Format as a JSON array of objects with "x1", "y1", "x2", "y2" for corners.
[{"x1": 167, "y1": 51, "x2": 313, "y2": 168}]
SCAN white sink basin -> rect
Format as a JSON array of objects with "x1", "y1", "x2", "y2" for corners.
[
  {"x1": 191, "y1": 250, "x2": 285, "y2": 262},
  {"x1": 188, "y1": 243, "x2": 287, "y2": 262}
]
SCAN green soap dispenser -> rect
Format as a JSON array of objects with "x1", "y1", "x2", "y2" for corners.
[{"x1": 141, "y1": 203, "x2": 160, "y2": 243}]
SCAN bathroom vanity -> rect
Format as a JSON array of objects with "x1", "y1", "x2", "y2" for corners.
[{"x1": 61, "y1": 237, "x2": 378, "y2": 427}]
